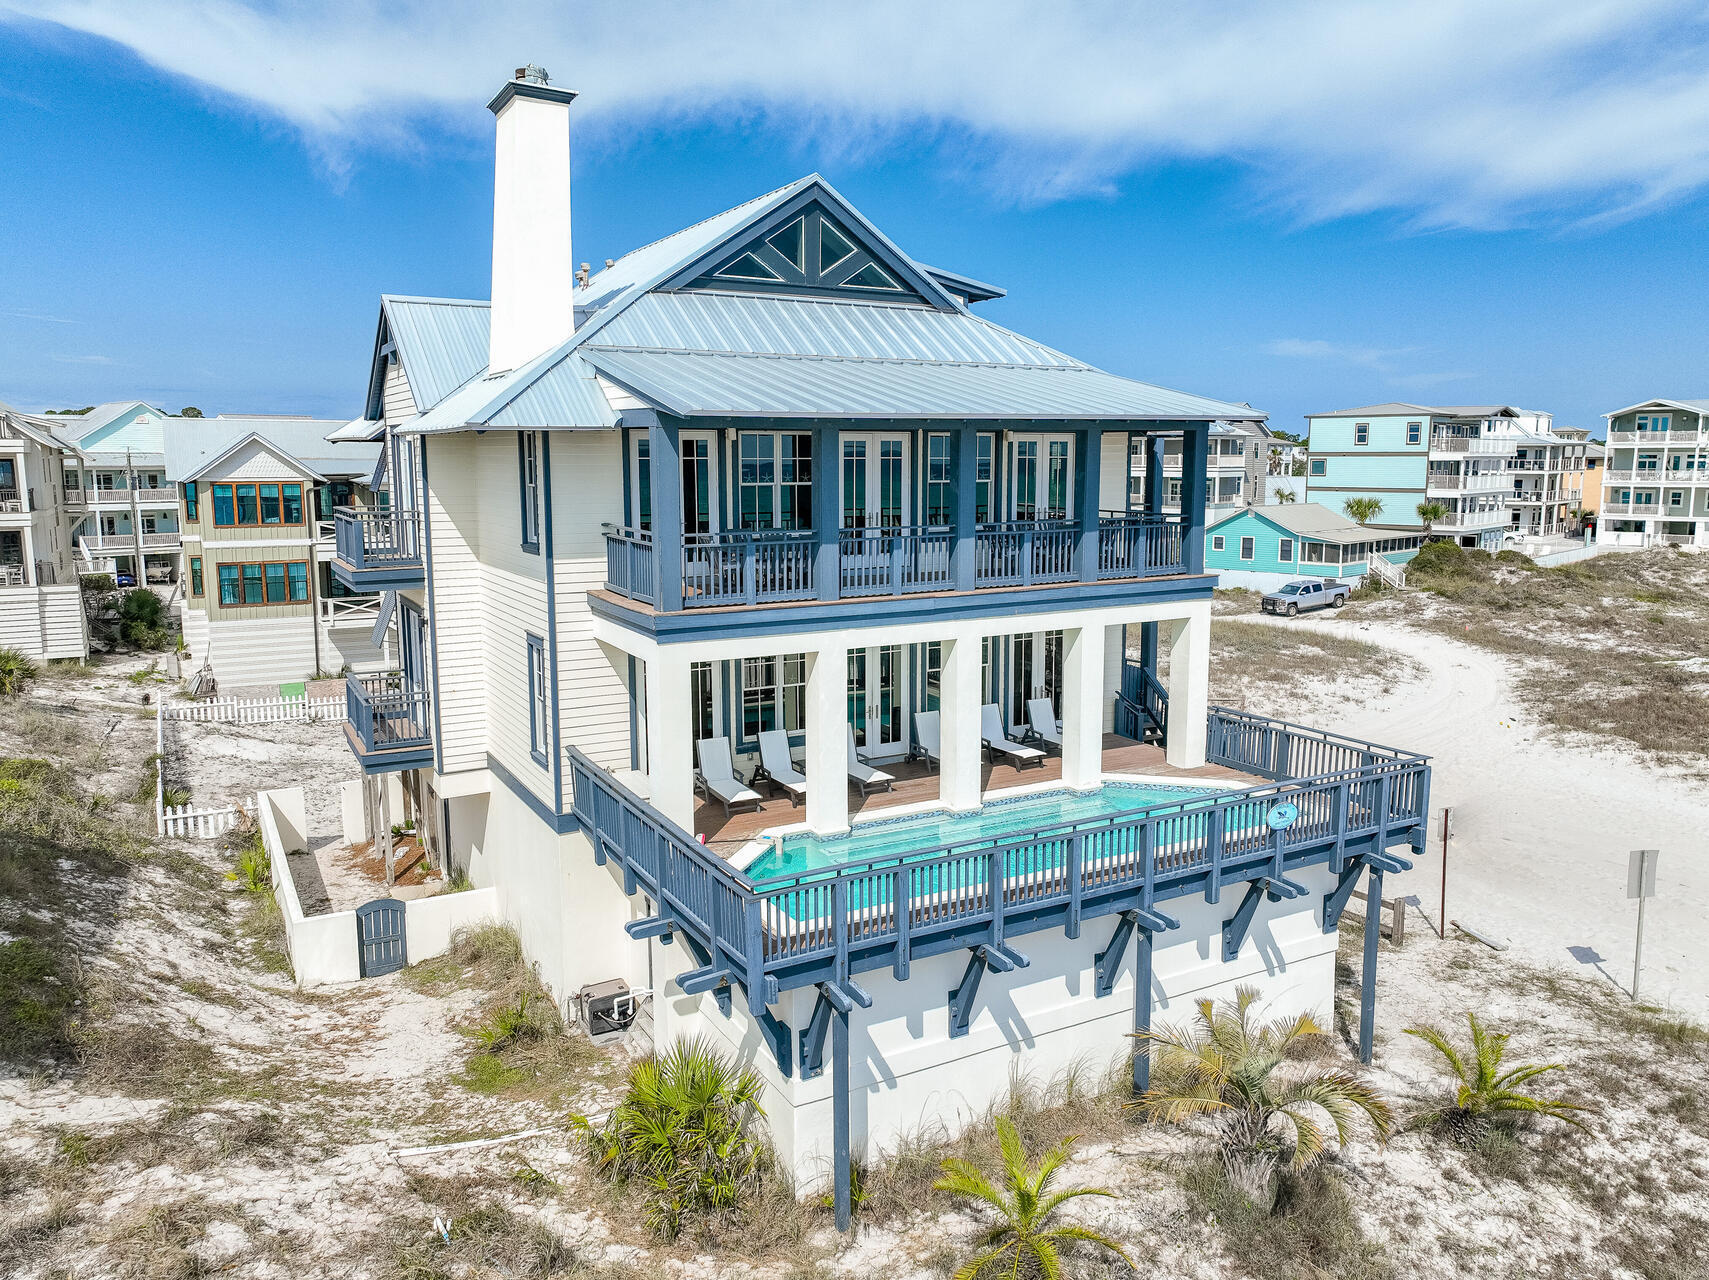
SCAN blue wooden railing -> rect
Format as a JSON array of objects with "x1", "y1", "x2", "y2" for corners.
[
  {"x1": 602, "y1": 513, "x2": 1190, "y2": 611},
  {"x1": 334, "y1": 507, "x2": 422, "y2": 571},
  {"x1": 565, "y1": 707, "x2": 1428, "y2": 1003},
  {"x1": 345, "y1": 672, "x2": 432, "y2": 753}
]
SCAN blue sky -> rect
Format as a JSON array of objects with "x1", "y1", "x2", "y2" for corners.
[{"x1": 4, "y1": 2, "x2": 1709, "y2": 435}]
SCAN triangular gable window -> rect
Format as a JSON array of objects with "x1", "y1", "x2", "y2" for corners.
[
  {"x1": 715, "y1": 251, "x2": 783, "y2": 282},
  {"x1": 681, "y1": 200, "x2": 930, "y2": 304}
]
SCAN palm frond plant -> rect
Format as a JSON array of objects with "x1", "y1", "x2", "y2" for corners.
[
  {"x1": 1343, "y1": 497, "x2": 1384, "y2": 525},
  {"x1": 1129, "y1": 986, "x2": 1391, "y2": 1206},
  {"x1": 0, "y1": 647, "x2": 38, "y2": 697},
  {"x1": 1272, "y1": 486, "x2": 1297, "y2": 504},
  {"x1": 1416, "y1": 501, "x2": 1448, "y2": 533},
  {"x1": 1405, "y1": 1013, "x2": 1590, "y2": 1140},
  {"x1": 934, "y1": 1115, "x2": 1131, "y2": 1280},
  {"x1": 572, "y1": 1037, "x2": 767, "y2": 1238}
]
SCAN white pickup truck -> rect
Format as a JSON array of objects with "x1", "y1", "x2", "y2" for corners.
[{"x1": 1260, "y1": 578, "x2": 1351, "y2": 616}]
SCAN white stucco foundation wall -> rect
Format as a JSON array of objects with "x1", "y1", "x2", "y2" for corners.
[
  {"x1": 685, "y1": 863, "x2": 1338, "y2": 1189},
  {"x1": 461, "y1": 780, "x2": 650, "y2": 1010}
]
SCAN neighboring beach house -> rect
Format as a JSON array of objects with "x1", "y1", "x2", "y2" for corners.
[
  {"x1": 0, "y1": 404, "x2": 90, "y2": 659},
  {"x1": 332, "y1": 67, "x2": 1431, "y2": 1225},
  {"x1": 50, "y1": 401, "x2": 185, "y2": 583},
  {"x1": 1506, "y1": 431, "x2": 1589, "y2": 540},
  {"x1": 169, "y1": 416, "x2": 388, "y2": 686},
  {"x1": 1129, "y1": 418, "x2": 1271, "y2": 518},
  {"x1": 1598, "y1": 399, "x2": 1709, "y2": 549},
  {"x1": 1206, "y1": 503, "x2": 1424, "y2": 592}
]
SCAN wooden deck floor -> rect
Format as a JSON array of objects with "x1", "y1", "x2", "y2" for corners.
[{"x1": 694, "y1": 733, "x2": 1260, "y2": 857}]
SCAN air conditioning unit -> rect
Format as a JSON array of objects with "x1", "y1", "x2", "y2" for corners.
[{"x1": 577, "y1": 979, "x2": 639, "y2": 1038}]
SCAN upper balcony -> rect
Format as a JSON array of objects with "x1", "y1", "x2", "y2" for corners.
[
  {"x1": 0, "y1": 486, "x2": 24, "y2": 516},
  {"x1": 85, "y1": 485, "x2": 178, "y2": 507},
  {"x1": 79, "y1": 530, "x2": 182, "y2": 557},
  {"x1": 1425, "y1": 471, "x2": 1507, "y2": 493},
  {"x1": 1608, "y1": 427, "x2": 1704, "y2": 446},
  {"x1": 331, "y1": 507, "x2": 424, "y2": 591},
  {"x1": 343, "y1": 672, "x2": 433, "y2": 773},
  {"x1": 1429, "y1": 433, "x2": 1513, "y2": 457},
  {"x1": 602, "y1": 514, "x2": 1189, "y2": 630}
]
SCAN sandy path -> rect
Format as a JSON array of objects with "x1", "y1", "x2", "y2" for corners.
[{"x1": 1240, "y1": 614, "x2": 1709, "y2": 1017}]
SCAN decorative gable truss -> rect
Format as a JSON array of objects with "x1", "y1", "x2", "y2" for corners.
[{"x1": 679, "y1": 201, "x2": 934, "y2": 304}]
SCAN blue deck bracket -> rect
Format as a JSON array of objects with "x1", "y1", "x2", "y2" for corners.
[
  {"x1": 1322, "y1": 859, "x2": 1367, "y2": 933},
  {"x1": 758, "y1": 1006, "x2": 793, "y2": 1079},
  {"x1": 1262, "y1": 874, "x2": 1309, "y2": 901},
  {"x1": 1221, "y1": 881, "x2": 1266, "y2": 963},
  {"x1": 677, "y1": 964, "x2": 735, "y2": 996},
  {"x1": 800, "y1": 986, "x2": 835, "y2": 1079},
  {"x1": 1133, "y1": 905, "x2": 1179, "y2": 933},
  {"x1": 1367, "y1": 848, "x2": 1412, "y2": 875},
  {"x1": 1095, "y1": 911, "x2": 1137, "y2": 998},
  {"x1": 948, "y1": 948, "x2": 997, "y2": 1039},
  {"x1": 985, "y1": 941, "x2": 1028, "y2": 972},
  {"x1": 624, "y1": 915, "x2": 675, "y2": 943}
]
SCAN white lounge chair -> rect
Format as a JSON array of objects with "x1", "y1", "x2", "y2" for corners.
[
  {"x1": 846, "y1": 725, "x2": 895, "y2": 797},
  {"x1": 982, "y1": 704, "x2": 1046, "y2": 770},
  {"x1": 911, "y1": 710, "x2": 942, "y2": 773},
  {"x1": 1025, "y1": 698, "x2": 1063, "y2": 753},
  {"x1": 753, "y1": 729, "x2": 808, "y2": 807},
  {"x1": 694, "y1": 736, "x2": 763, "y2": 818}
]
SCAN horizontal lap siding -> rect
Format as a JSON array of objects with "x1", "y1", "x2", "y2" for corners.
[
  {"x1": 383, "y1": 360, "x2": 417, "y2": 426},
  {"x1": 202, "y1": 616, "x2": 318, "y2": 685},
  {"x1": 426, "y1": 436, "x2": 487, "y2": 773},
  {"x1": 0, "y1": 586, "x2": 88, "y2": 660},
  {"x1": 1098, "y1": 432, "x2": 1128, "y2": 510},
  {"x1": 553, "y1": 434, "x2": 630, "y2": 772},
  {"x1": 476, "y1": 433, "x2": 553, "y2": 806},
  {"x1": 1207, "y1": 511, "x2": 1303, "y2": 575}
]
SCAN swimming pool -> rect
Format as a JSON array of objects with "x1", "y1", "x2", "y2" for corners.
[{"x1": 742, "y1": 781, "x2": 1222, "y2": 882}]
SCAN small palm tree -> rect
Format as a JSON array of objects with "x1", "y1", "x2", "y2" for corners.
[
  {"x1": 0, "y1": 647, "x2": 38, "y2": 697},
  {"x1": 1405, "y1": 1013, "x2": 1591, "y2": 1139},
  {"x1": 1416, "y1": 501, "x2": 1448, "y2": 533},
  {"x1": 935, "y1": 1116, "x2": 1131, "y2": 1280},
  {"x1": 573, "y1": 1037, "x2": 766, "y2": 1238},
  {"x1": 1343, "y1": 497, "x2": 1384, "y2": 525},
  {"x1": 1272, "y1": 486, "x2": 1297, "y2": 504},
  {"x1": 1129, "y1": 987, "x2": 1391, "y2": 1205}
]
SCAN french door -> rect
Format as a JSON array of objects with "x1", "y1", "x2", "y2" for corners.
[
  {"x1": 1006, "y1": 630, "x2": 1064, "y2": 729},
  {"x1": 1007, "y1": 435, "x2": 1074, "y2": 520},
  {"x1": 840, "y1": 433, "x2": 909, "y2": 530},
  {"x1": 848, "y1": 644, "x2": 905, "y2": 756},
  {"x1": 630, "y1": 431, "x2": 716, "y2": 534}
]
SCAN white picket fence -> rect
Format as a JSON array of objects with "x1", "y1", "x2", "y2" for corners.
[
  {"x1": 153, "y1": 699, "x2": 260, "y2": 839},
  {"x1": 160, "y1": 800, "x2": 251, "y2": 839},
  {"x1": 164, "y1": 694, "x2": 343, "y2": 725}
]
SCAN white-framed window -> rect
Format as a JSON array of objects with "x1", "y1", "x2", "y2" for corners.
[
  {"x1": 926, "y1": 433, "x2": 953, "y2": 525},
  {"x1": 689, "y1": 661, "x2": 715, "y2": 743},
  {"x1": 1669, "y1": 490, "x2": 1685, "y2": 510},
  {"x1": 1279, "y1": 538, "x2": 1294, "y2": 561},
  {"x1": 1211, "y1": 534, "x2": 1226, "y2": 551},
  {"x1": 1166, "y1": 477, "x2": 1183, "y2": 504},
  {"x1": 737, "y1": 431, "x2": 813, "y2": 529},
  {"x1": 526, "y1": 634, "x2": 549, "y2": 766},
  {"x1": 1309, "y1": 459, "x2": 1327, "y2": 477},
  {"x1": 1406, "y1": 422, "x2": 1422, "y2": 446},
  {"x1": 1354, "y1": 423, "x2": 1370, "y2": 446},
  {"x1": 1637, "y1": 413, "x2": 1671, "y2": 432},
  {"x1": 1239, "y1": 536, "x2": 1255, "y2": 561},
  {"x1": 519, "y1": 431, "x2": 542, "y2": 552},
  {"x1": 740, "y1": 654, "x2": 805, "y2": 741}
]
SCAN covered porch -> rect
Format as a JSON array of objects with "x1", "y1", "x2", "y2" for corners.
[{"x1": 593, "y1": 597, "x2": 1213, "y2": 844}]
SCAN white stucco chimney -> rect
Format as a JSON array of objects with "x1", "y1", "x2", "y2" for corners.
[{"x1": 487, "y1": 65, "x2": 578, "y2": 374}]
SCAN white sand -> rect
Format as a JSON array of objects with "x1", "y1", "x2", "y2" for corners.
[{"x1": 1235, "y1": 614, "x2": 1709, "y2": 1018}]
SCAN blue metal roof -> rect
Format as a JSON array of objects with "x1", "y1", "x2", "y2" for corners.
[
  {"x1": 581, "y1": 348, "x2": 1255, "y2": 422},
  {"x1": 382, "y1": 296, "x2": 491, "y2": 410}
]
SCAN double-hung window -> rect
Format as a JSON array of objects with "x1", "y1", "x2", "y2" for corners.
[
  {"x1": 212, "y1": 484, "x2": 235, "y2": 525},
  {"x1": 736, "y1": 432, "x2": 814, "y2": 530},
  {"x1": 1239, "y1": 536, "x2": 1255, "y2": 561},
  {"x1": 1406, "y1": 422, "x2": 1422, "y2": 446},
  {"x1": 526, "y1": 634, "x2": 549, "y2": 765},
  {"x1": 189, "y1": 557, "x2": 203, "y2": 595},
  {"x1": 183, "y1": 482, "x2": 198, "y2": 520},
  {"x1": 241, "y1": 563, "x2": 264, "y2": 604},
  {"x1": 217, "y1": 564, "x2": 241, "y2": 605},
  {"x1": 975, "y1": 434, "x2": 994, "y2": 521},
  {"x1": 235, "y1": 484, "x2": 259, "y2": 525},
  {"x1": 519, "y1": 432, "x2": 542, "y2": 552},
  {"x1": 1354, "y1": 423, "x2": 1370, "y2": 446},
  {"x1": 740, "y1": 654, "x2": 805, "y2": 740},
  {"x1": 1211, "y1": 534, "x2": 1226, "y2": 551},
  {"x1": 926, "y1": 434, "x2": 952, "y2": 525},
  {"x1": 1279, "y1": 538, "x2": 1295, "y2": 562}
]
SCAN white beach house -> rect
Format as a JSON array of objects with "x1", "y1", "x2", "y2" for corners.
[{"x1": 332, "y1": 67, "x2": 1431, "y2": 1227}]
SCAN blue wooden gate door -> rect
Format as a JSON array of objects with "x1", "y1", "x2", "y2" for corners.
[{"x1": 356, "y1": 898, "x2": 407, "y2": 977}]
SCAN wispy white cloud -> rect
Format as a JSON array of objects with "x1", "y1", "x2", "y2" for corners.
[
  {"x1": 50, "y1": 353, "x2": 112, "y2": 364},
  {"x1": 6, "y1": 1, "x2": 1709, "y2": 228},
  {"x1": 2, "y1": 308, "x2": 76, "y2": 324},
  {"x1": 1263, "y1": 337, "x2": 1476, "y2": 391}
]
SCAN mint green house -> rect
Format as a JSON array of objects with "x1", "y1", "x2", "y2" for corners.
[{"x1": 1206, "y1": 503, "x2": 1423, "y2": 591}]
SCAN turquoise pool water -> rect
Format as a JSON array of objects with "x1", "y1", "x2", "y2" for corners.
[{"x1": 743, "y1": 782, "x2": 1218, "y2": 882}]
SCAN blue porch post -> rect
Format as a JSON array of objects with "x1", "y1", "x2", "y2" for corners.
[
  {"x1": 1359, "y1": 866, "x2": 1383, "y2": 1064},
  {"x1": 1182, "y1": 422, "x2": 1210, "y2": 576},
  {"x1": 950, "y1": 424, "x2": 978, "y2": 591},
  {"x1": 814, "y1": 423, "x2": 840, "y2": 601},
  {"x1": 649, "y1": 421, "x2": 684, "y2": 612},
  {"x1": 832, "y1": 1003, "x2": 852, "y2": 1230},
  {"x1": 1076, "y1": 426, "x2": 1101, "y2": 582},
  {"x1": 1139, "y1": 431, "x2": 1165, "y2": 678},
  {"x1": 1133, "y1": 927, "x2": 1153, "y2": 1093}
]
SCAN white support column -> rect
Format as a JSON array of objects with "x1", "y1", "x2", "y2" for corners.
[
  {"x1": 805, "y1": 643, "x2": 850, "y2": 835},
  {"x1": 644, "y1": 651, "x2": 695, "y2": 830},
  {"x1": 1164, "y1": 606, "x2": 1210, "y2": 769},
  {"x1": 1060, "y1": 623, "x2": 1106, "y2": 789},
  {"x1": 939, "y1": 634, "x2": 984, "y2": 812}
]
